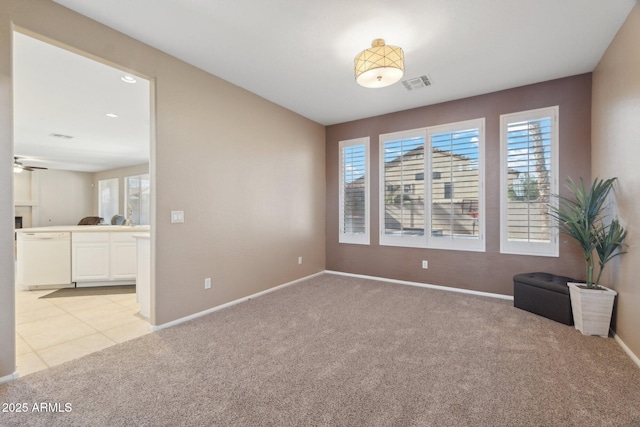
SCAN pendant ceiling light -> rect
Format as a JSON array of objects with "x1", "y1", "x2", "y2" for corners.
[{"x1": 354, "y1": 38, "x2": 404, "y2": 88}]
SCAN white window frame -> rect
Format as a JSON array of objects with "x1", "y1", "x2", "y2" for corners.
[
  {"x1": 124, "y1": 173, "x2": 150, "y2": 226},
  {"x1": 339, "y1": 137, "x2": 370, "y2": 245},
  {"x1": 379, "y1": 128, "x2": 427, "y2": 248},
  {"x1": 427, "y1": 119, "x2": 485, "y2": 252},
  {"x1": 500, "y1": 106, "x2": 559, "y2": 257},
  {"x1": 98, "y1": 178, "x2": 119, "y2": 222},
  {"x1": 378, "y1": 119, "x2": 485, "y2": 252}
]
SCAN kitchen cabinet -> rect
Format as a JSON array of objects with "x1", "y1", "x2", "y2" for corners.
[
  {"x1": 72, "y1": 231, "x2": 137, "y2": 285},
  {"x1": 134, "y1": 233, "x2": 150, "y2": 319},
  {"x1": 72, "y1": 232, "x2": 110, "y2": 282},
  {"x1": 110, "y1": 232, "x2": 137, "y2": 280},
  {"x1": 17, "y1": 225, "x2": 149, "y2": 288}
]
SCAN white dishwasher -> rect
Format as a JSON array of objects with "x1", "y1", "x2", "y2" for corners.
[{"x1": 17, "y1": 232, "x2": 72, "y2": 289}]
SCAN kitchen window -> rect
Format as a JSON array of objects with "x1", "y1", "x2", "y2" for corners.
[
  {"x1": 500, "y1": 106, "x2": 559, "y2": 257},
  {"x1": 98, "y1": 178, "x2": 119, "y2": 223},
  {"x1": 125, "y1": 174, "x2": 150, "y2": 226}
]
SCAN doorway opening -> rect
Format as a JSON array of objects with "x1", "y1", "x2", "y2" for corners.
[{"x1": 12, "y1": 30, "x2": 155, "y2": 376}]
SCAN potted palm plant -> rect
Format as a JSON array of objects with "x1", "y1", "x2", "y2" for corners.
[{"x1": 550, "y1": 177, "x2": 627, "y2": 337}]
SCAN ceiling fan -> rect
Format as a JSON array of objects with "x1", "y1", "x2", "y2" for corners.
[{"x1": 13, "y1": 156, "x2": 48, "y2": 173}]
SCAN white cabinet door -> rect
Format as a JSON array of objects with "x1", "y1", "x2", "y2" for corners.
[
  {"x1": 17, "y1": 232, "x2": 72, "y2": 288},
  {"x1": 110, "y1": 232, "x2": 137, "y2": 280},
  {"x1": 134, "y1": 234, "x2": 151, "y2": 318},
  {"x1": 72, "y1": 232, "x2": 110, "y2": 282}
]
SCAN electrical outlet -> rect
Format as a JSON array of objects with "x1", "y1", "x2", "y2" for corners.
[
  {"x1": 298, "y1": 256, "x2": 303, "y2": 265},
  {"x1": 171, "y1": 211, "x2": 184, "y2": 223},
  {"x1": 204, "y1": 277, "x2": 211, "y2": 289},
  {"x1": 422, "y1": 260, "x2": 428, "y2": 269}
]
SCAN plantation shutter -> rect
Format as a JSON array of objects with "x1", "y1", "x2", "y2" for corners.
[
  {"x1": 500, "y1": 106, "x2": 559, "y2": 256},
  {"x1": 430, "y1": 126, "x2": 481, "y2": 240},
  {"x1": 382, "y1": 134, "x2": 425, "y2": 240},
  {"x1": 339, "y1": 138, "x2": 369, "y2": 244}
]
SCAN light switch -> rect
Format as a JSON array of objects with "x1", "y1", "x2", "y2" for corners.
[{"x1": 171, "y1": 211, "x2": 184, "y2": 223}]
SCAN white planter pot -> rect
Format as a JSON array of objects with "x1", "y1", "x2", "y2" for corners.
[{"x1": 567, "y1": 282, "x2": 617, "y2": 337}]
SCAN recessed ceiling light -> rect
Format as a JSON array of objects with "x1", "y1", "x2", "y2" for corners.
[
  {"x1": 106, "y1": 113, "x2": 119, "y2": 118},
  {"x1": 49, "y1": 133, "x2": 74, "y2": 139},
  {"x1": 121, "y1": 75, "x2": 137, "y2": 84}
]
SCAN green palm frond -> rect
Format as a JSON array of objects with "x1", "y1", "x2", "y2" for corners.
[
  {"x1": 594, "y1": 219, "x2": 627, "y2": 286},
  {"x1": 550, "y1": 177, "x2": 626, "y2": 288}
]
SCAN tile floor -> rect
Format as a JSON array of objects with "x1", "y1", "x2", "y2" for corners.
[{"x1": 15, "y1": 287, "x2": 150, "y2": 377}]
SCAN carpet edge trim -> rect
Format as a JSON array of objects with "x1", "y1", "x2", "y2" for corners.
[
  {"x1": 324, "y1": 270, "x2": 514, "y2": 301},
  {"x1": 612, "y1": 331, "x2": 640, "y2": 369},
  {"x1": 150, "y1": 271, "x2": 325, "y2": 331},
  {"x1": 0, "y1": 371, "x2": 19, "y2": 384}
]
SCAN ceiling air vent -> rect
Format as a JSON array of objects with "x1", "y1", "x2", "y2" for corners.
[
  {"x1": 402, "y1": 75, "x2": 432, "y2": 91},
  {"x1": 49, "y1": 133, "x2": 74, "y2": 140}
]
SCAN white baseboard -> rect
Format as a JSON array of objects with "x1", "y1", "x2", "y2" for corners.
[
  {"x1": 612, "y1": 331, "x2": 640, "y2": 369},
  {"x1": 324, "y1": 270, "x2": 514, "y2": 301},
  {"x1": 0, "y1": 371, "x2": 19, "y2": 384},
  {"x1": 150, "y1": 271, "x2": 325, "y2": 332}
]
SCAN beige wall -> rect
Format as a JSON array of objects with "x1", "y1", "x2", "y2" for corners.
[
  {"x1": 592, "y1": 4, "x2": 640, "y2": 359},
  {"x1": 33, "y1": 169, "x2": 93, "y2": 226},
  {"x1": 326, "y1": 75, "x2": 592, "y2": 296},
  {"x1": 0, "y1": 0, "x2": 326, "y2": 378},
  {"x1": 0, "y1": 4, "x2": 15, "y2": 380},
  {"x1": 13, "y1": 169, "x2": 32, "y2": 203},
  {"x1": 15, "y1": 166, "x2": 142, "y2": 229}
]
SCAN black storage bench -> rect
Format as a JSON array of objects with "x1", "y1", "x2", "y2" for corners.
[{"x1": 513, "y1": 272, "x2": 575, "y2": 326}]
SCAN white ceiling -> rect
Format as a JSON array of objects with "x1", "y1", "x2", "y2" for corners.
[
  {"x1": 14, "y1": 0, "x2": 637, "y2": 171},
  {"x1": 13, "y1": 32, "x2": 150, "y2": 172}
]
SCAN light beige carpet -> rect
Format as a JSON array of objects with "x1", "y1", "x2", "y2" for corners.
[{"x1": 1, "y1": 273, "x2": 639, "y2": 426}]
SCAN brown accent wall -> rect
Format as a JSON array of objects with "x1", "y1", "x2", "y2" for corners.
[
  {"x1": 0, "y1": 0, "x2": 326, "y2": 378},
  {"x1": 326, "y1": 75, "x2": 591, "y2": 295},
  {"x1": 592, "y1": 4, "x2": 640, "y2": 359}
]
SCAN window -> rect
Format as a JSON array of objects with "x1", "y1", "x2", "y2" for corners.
[
  {"x1": 379, "y1": 119, "x2": 485, "y2": 251},
  {"x1": 427, "y1": 119, "x2": 485, "y2": 251},
  {"x1": 443, "y1": 182, "x2": 453, "y2": 199},
  {"x1": 125, "y1": 174, "x2": 150, "y2": 225},
  {"x1": 98, "y1": 178, "x2": 119, "y2": 222},
  {"x1": 339, "y1": 137, "x2": 370, "y2": 244},
  {"x1": 500, "y1": 106, "x2": 559, "y2": 256},
  {"x1": 380, "y1": 129, "x2": 426, "y2": 246}
]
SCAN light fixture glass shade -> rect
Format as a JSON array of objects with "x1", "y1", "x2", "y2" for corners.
[{"x1": 355, "y1": 39, "x2": 404, "y2": 88}]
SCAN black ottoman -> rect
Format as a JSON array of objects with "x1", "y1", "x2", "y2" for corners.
[{"x1": 513, "y1": 272, "x2": 575, "y2": 326}]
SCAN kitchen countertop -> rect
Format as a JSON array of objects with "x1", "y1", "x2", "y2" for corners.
[{"x1": 17, "y1": 225, "x2": 151, "y2": 233}]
